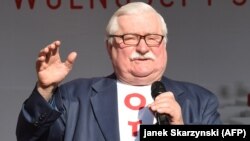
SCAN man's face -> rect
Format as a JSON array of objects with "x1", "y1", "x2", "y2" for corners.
[{"x1": 107, "y1": 12, "x2": 167, "y2": 85}]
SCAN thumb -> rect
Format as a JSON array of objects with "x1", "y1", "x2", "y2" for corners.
[{"x1": 65, "y1": 52, "x2": 77, "y2": 69}]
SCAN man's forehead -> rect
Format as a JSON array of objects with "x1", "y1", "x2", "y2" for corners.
[{"x1": 116, "y1": 13, "x2": 162, "y2": 34}]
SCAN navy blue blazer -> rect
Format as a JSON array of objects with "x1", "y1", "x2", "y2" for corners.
[{"x1": 16, "y1": 74, "x2": 222, "y2": 141}]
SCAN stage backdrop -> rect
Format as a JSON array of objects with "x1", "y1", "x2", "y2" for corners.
[{"x1": 0, "y1": 0, "x2": 249, "y2": 140}]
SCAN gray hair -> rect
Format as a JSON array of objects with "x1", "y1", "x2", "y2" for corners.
[{"x1": 106, "y1": 2, "x2": 168, "y2": 44}]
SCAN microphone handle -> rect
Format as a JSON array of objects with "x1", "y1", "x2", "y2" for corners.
[
  {"x1": 151, "y1": 81, "x2": 171, "y2": 125},
  {"x1": 156, "y1": 113, "x2": 171, "y2": 125}
]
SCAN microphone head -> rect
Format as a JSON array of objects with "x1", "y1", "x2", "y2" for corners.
[{"x1": 151, "y1": 81, "x2": 166, "y2": 99}]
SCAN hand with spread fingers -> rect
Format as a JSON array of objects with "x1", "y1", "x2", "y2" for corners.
[{"x1": 36, "y1": 40, "x2": 77, "y2": 101}]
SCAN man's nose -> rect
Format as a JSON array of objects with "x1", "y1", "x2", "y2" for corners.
[{"x1": 135, "y1": 38, "x2": 150, "y2": 54}]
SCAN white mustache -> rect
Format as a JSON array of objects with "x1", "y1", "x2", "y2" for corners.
[{"x1": 130, "y1": 51, "x2": 156, "y2": 60}]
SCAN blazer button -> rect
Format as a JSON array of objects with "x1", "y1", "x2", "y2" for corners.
[
  {"x1": 34, "y1": 121, "x2": 40, "y2": 127},
  {"x1": 38, "y1": 116, "x2": 43, "y2": 121}
]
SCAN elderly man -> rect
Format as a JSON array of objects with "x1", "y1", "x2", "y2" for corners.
[{"x1": 16, "y1": 2, "x2": 222, "y2": 141}]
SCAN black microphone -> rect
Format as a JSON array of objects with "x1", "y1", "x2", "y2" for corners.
[{"x1": 151, "y1": 81, "x2": 171, "y2": 125}]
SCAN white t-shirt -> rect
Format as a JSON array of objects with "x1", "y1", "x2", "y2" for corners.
[{"x1": 117, "y1": 81, "x2": 156, "y2": 141}]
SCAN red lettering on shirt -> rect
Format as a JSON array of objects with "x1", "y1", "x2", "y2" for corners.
[
  {"x1": 124, "y1": 93, "x2": 146, "y2": 110},
  {"x1": 128, "y1": 120, "x2": 142, "y2": 136}
]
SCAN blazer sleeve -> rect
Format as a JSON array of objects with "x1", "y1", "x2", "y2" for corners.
[
  {"x1": 184, "y1": 86, "x2": 223, "y2": 125},
  {"x1": 16, "y1": 87, "x2": 65, "y2": 141},
  {"x1": 202, "y1": 92, "x2": 222, "y2": 124}
]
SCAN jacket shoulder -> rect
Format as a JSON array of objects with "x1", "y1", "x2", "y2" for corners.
[{"x1": 163, "y1": 77, "x2": 217, "y2": 99}]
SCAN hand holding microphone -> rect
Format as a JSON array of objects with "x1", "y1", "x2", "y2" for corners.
[{"x1": 150, "y1": 81, "x2": 184, "y2": 125}]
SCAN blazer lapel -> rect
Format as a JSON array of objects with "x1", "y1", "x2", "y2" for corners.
[{"x1": 90, "y1": 77, "x2": 120, "y2": 141}]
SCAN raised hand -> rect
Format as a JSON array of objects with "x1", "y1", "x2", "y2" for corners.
[{"x1": 36, "y1": 41, "x2": 77, "y2": 101}]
